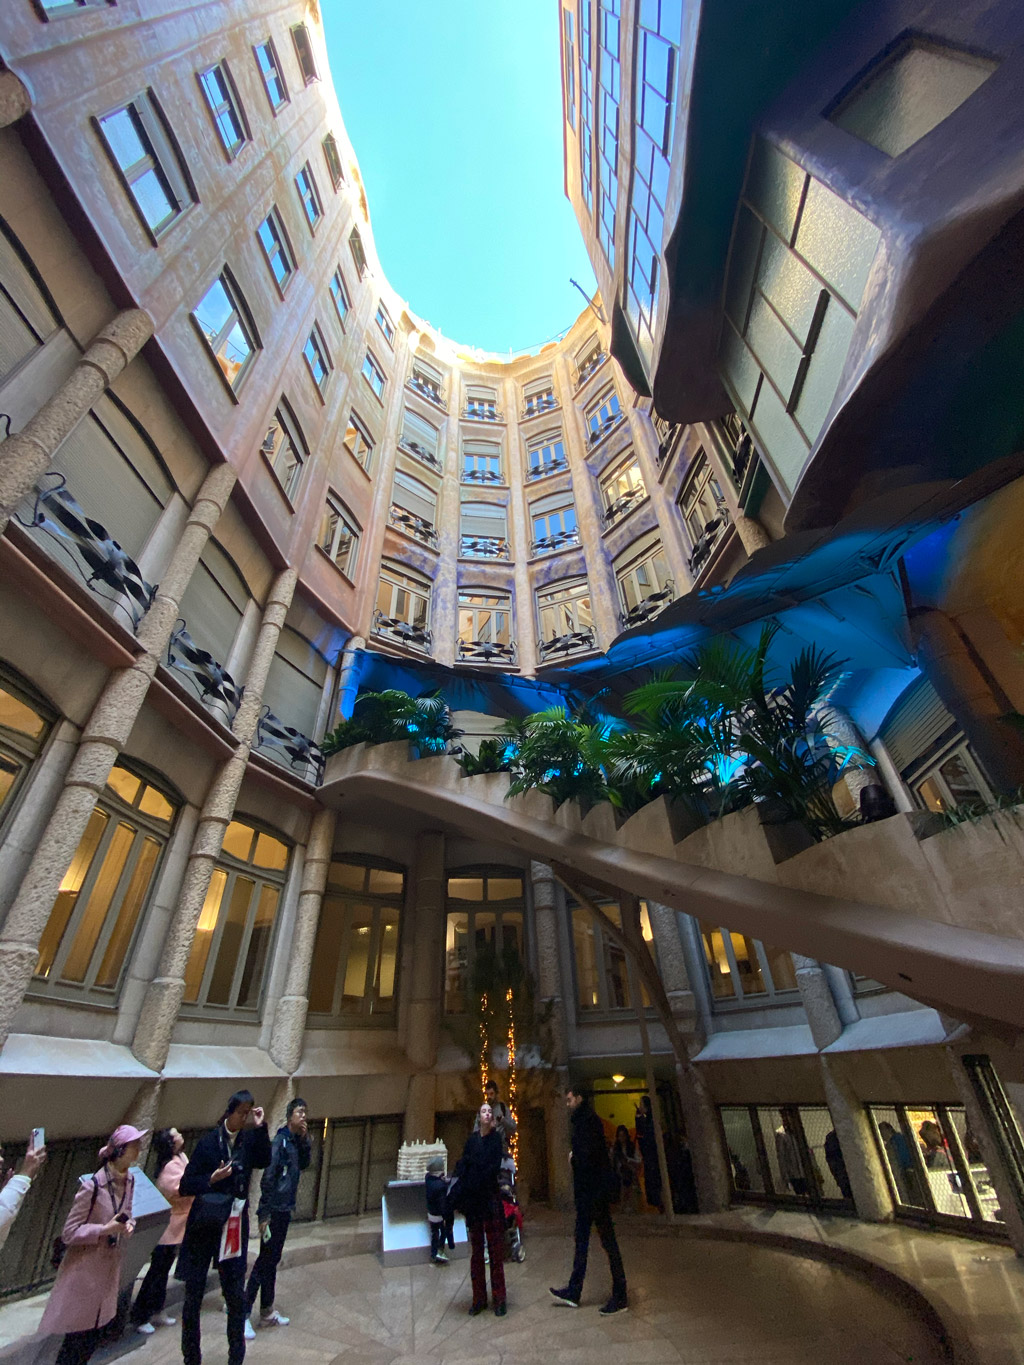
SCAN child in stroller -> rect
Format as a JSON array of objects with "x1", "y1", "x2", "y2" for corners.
[{"x1": 499, "y1": 1155, "x2": 525, "y2": 1263}]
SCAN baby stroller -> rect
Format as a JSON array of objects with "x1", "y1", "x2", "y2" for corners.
[{"x1": 499, "y1": 1155, "x2": 525, "y2": 1263}]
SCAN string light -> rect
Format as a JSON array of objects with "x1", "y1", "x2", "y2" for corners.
[
  {"x1": 506, "y1": 986, "x2": 518, "y2": 1165},
  {"x1": 480, "y1": 990, "x2": 490, "y2": 1097}
]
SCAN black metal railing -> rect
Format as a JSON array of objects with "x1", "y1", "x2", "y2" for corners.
[
  {"x1": 166, "y1": 620, "x2": 244, "y2": 723},
  {"x1": 459, "y1": 534, "x2": 510, "y2": 560},
  {"x1": 656, "y1": 425, "x2": 680, "y2": 466},
  {"x1": 538, "y1": 627, "x2": 596, "y2": 660},
  {"x1": 587, "y1": 410, "x2": 625, "y2": 447},
  {"x1": 255, "y1": 706, "x2": 325, "y2": 784},
  {"x1": 457, "y1": 637, "x2": 518, "y2": 666},
  {"x1": 371, "y1": 609, "x2": 432, "y2": 651},
  {"x1": 398, "y1": 436, "x2": 443, "y2": 472},
  {"x1": 531, "y1": 527, "x2": 580, "y2": 556},
  {"x1": 407, "y1": 374, "x2": 447, "y2": 409},
  {"x1": 574, "y1": 352, "x2": 607, "y2": 389},
  {"x1": 603, "y1": 484, "x2": 647, "y2": 526},
  {"x1": 731, "y1": 430, "x2": 754, "y2": 486},
  {"x1": 521, "y1": 395, "x2": 558, "y2": 419},
  {"x1": 15, "y1": 472, "x2": 158, "y2": 631},
  {"x1": 462, "y1": 403, "x2": 502, "y2": 422},
  {"x1": 461, "y1": 467, "x2": 504, "y2": 485},
  {"x1": 619, "y1": 580, "x2": 675, "y2": 629},
  {"x1": 389, "y1": 504, "x2": 439, "y2": 548},
  {"x1": 688, "y1": 508, "x2": 731, "y2": 575},
  {"x1": 526, "y1": 455, "x2": 569, "y2": 481}
]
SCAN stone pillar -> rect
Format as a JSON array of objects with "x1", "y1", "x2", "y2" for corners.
[
  {"x1": 401, "y1": 831, "x2": 445, "y2": 1142},
  {"x1": 267, "y1": 808, "x2": 336, "y2": 1073},
  {"x1": 0, "y1": 309, "x2": 154, "y2": 530},
  {"x1": 793, "y1": 954, "x2": 843, "y2": 1051},
  {"x1": 0, "y1": 71, "x2": 31, "y2": 127},
  {"x1": 825, "y1": 705, "x2": 877, "y2": 816},
  {"x1": 0, "y1": 463, "x2": 237, "y2": 1052},
  {"x1": 819, "y1": 1055, "x2": 893, "y2": 1223},
  {"x1": 733, "y1": 512, "x2": 771, "y2": 555},
  {"x1": 130, "y1": 568, "x2": 297, "y2": 1072},
  {"x1": 646, "y1": 900, "x2": 697, "y2": 1032},
  {"x1": 912, "y1": 607, "x2": 1024, "y2": 796},
  {"x1": 530, "y1": 862, "x2": 572, "y2": 1207}
]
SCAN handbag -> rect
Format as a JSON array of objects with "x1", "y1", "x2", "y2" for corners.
[
  {"x1": 51, "y1": 1177, "x2": 99, "y2": 1269},
  {"x1": 190, "y1": 1128, "x2": 238, "y2": 1230}
]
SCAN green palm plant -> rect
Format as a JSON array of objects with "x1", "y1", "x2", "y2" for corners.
[
  {"x1": 502, "y1": 705, "x2": 612, "y2": 808},
  {"x1": 322, "y1": 688, "x2": 458, "y2": 756},
  {"x1": 455, "y1": 736, "x2": 516, "y2": 776}
]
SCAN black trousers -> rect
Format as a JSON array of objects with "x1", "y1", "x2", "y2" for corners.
[
  {"x1": 245, "y1": 1210, "x2": 291, "y2": 1315},
  {"x1": 567, "y1": 1197, "x2": 626, "y2": 1302},
  {"x1": 429, "y1": 1217, "x2": 454, "y2": 1255},
  {"x1": 54, "y1": 1329, "x2": 104, "y2": 1365},
  {"x1": 131, "y1": 1242, "x2": 178, "y2": 1325},
  {"x1": 179, "y1": 1222, "x2": 249, "y2": 1365}
]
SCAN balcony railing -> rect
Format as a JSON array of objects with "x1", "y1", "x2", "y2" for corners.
[
  {"x1": 462, "y1": 402, "x2": 503, "y2": 422},
  {"x1": 538, "y1": 627, "x2": 596, "y2": 660},
  {"x1": 407, "y1": 373, "x2": 447, "y2": 410},
  {"x1": 603, "y1": 484, "x2": 647, "y2": 527},
  {"x1": 372, "y1": 609, "x2": 432, "y2": 651},
  {"x1": 656, "y1": 425, "x2": 681, "y2": 466},
  {"x1": 255, "y1": 706, "x2": 325, "y2": 784},
  {"x1": 460, "y1": 534, "x2": 510, "y2": 560},
  {"x1": 389, "y1": 503, "x2": 439, "y2": 548},
  {"x1": 587, "y1": 410, "x2": 625, "y2": 447},
  {"x1": 521, "y1": 394, "x2": 558, "y2": 419},
  {"x1": 525, "y1": 454, "x2": 569, "y2": 481},
  {"x1": 731, "y1": 430, "x2": 754, "y2": 486},
  {"x1": 688, "y1": 507, "x2": 731, "y2": 575},
  {"x1": 399, "y1": 436, "x2": 443, "y2": 472},
  {"x1": 619, "y1": 580, "x2": 675, "y2": 629},
  {"x1": 574, "y1": 351, "x2": 607, "y2": 389},
  {"x1": 457, "y1": 637, "x2": 518, "y2": 666},
  {"x1": 167, "y1": 620, "x2": 244, "y2": 723},
  {"x1": 531, "y1": 526, "x2": 580, "y2": 556},
  {"x1": 461, "y1": 467, "x2": 504, "y2": 485}
]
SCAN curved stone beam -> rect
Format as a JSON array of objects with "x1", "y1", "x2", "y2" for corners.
[{"x1": 321, "y1": 751, "x2": 1024, "y2": 1033}]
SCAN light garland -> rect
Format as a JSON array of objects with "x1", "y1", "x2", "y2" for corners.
[
  {"x1": 480, "y1": 990, "x2": 490, "y2": 1096},
  {"x1": 506, "y1": 986, "x2": 519, "y2": 1165}
]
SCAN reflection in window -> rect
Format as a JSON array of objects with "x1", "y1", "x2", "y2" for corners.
[
  {"x1": 698, "y1": 921, "x2": 797, "y2": 1004},
  {"x1": 261, "y1": 401, "x2": 307, "y2": 501},
  {"x1": 596, "y1": 0, "x2": 621, "y2": 265},
  {"x1": 257, "y1": 208, "x2": 295, "y2": 289},
  {"x1": 329, "y1": 268, "x2": 350, "y2": 328},
  {"x1": 182, "y1": 819, "x2": 288, "y2": 1014},
  {"x1": 307, "y1": 859, "x2": 404, "y2": 1023},
  {"x1": 569, "y1": 896, "x2": 654, "y2": 1013},
  {"x1": 343, "y1": 412, "x2": 374, "y2": 470},
  {"x1": 0, "y1": 674, "x2": 52, "y2": 830},
  {"x1": 578, "y1": 0, "x2": 595, "y2": 212},
  {"x1": 192, "y1": 273, "x2": 257, "y2": 390},
  {"x1": 444, "y1": 871, "x2": 524, "y2": 1013},
  {"x1": 98, "y1": 93, "x2": 193, "y2": 237},
  {"x1": 870, "y1": 1102, "x2": 1004, "y2": 1229},
  {"x1": 295, "y1": 162, "x2": 323, "y2": 232},
  {"x1": 254, "y1": 39, "x2": 288, "y2": 111},
  {"x1": 318, "y1": 495, "x2": 359, "y2": 577},
  {"x1": 722, "y1": 1104, "x2": 853, "y2": 1205},
  {"x1": 198, "y1": 63, "x2": 247, "y2": 159}
]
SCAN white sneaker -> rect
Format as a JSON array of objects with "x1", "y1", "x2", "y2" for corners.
[
  {"x1": 244, "y1": 1319, "x2": 256, "y2": 1340},
  {"x1": 259, "y1": 1309, "x2": 289, "y2": 1327},
  {"x1": 136, "y1": 1322, "x2": 155, "y2": 1335},
  {"x1": 151, "y1": 1313, "x2": 176, "y2": 1327}
]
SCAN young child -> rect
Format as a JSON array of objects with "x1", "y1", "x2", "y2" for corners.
[{"x1": 425, "y1": 1157, "x2": 454, "y2": 1264}]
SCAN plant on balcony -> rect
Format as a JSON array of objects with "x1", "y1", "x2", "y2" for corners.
[
  {"x1": 502, "y1": 705, "x2": 612, "y2": 809},
  {"x1": 321, "y1": 688, "x2": 459, "y2": 757},
  {"x1": 455, "y1": 736, "x2": 516, "y2": 777}
]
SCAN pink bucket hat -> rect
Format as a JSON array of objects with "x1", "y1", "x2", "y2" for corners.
[{"x1": 98, "y1": 1124, "x2": 148, "y2": 1161}]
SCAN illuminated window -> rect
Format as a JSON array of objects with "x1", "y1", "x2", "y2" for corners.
[
  {"x1": 601, "y1": 453, "x2": 646, "y2": 524},
  {"x1": 445, "y1": 870, "x2": 524, "y2": 1013},
  {"x1": 458, "y1": 590, "x2": 514, "y2": 664},
  {"x1": 569, "y1": 895, "x2": 656, "y2": 1013},
  {"x1": 0, "y1": 672, "x2": 53, "y2": 831},
  {"x1": 697, "y1": 921, "x2": 797, "y2": 1004},
  {"x1": 191, "y1": 272, "x2": 258, "y2": 391},
  {"x1": 536, "y1": 577, "x2": 593, "y2": 652},
  {"x1": 307, "y1": 859, "x2": 404, "y2": 1023},
  {"x1": 182, "y1": 818, "x2": 289, "y2": 1015},
  {"x1": 254, "y1": 39, "x2": 288, "y2": 111},
  {"x1": 198, "y1": 62, "x2": 248, "y2": 160},
  {"x1": 97, "y1": 93, "x2": 193, "y2": 237}
]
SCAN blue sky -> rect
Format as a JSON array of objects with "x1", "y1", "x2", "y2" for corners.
[{"x1": 322, "y1": 1, "x2": 597, "y2": 355}]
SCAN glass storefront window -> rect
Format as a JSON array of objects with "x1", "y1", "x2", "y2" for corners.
[{"x1": 720, "y1": 1104, "x2": 853, "y2": 1206}]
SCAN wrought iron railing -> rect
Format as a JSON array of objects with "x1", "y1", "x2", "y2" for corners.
[
  {"x1": 587, "y1": 410, "x2": 625, "y2": 447},
  {"x1": 371, "y1": 609, "x2": 432, "y2": 651},
  {"x1": 531, "y1": 527, "x2": 580, "y2": 556},
  {"x1": 525, "y1": 455, "x2": 569, "y2": 481},
  {"x1": 731, "y1": 430, "x2": 754, "y2": 486},
  {"x1": 389, "y1": 504, "x2": 439, "y2": 548},
  {"x1": 461, "y1": 467, "x2": 504, "y2": 485},
  {"x1": 462, "y1": 403, "x2": 502, "y2": 422},
  {"x1": 398, "y1": 436, "x2": 443, "y2": 472},
  {"x1": 521, "y1": 395, "x2": 558, "y2": 419},
  {"x1": 656, "y1": 425, "x2": 680, "y2": 466},
  {"x1": 574, "y1": 351, "x2": 607, "y2": 389},
  {"x1": 166, "y1": 620, "x2": 244, "y2": 723},
  {"x1": 538, "y1": 627, "x2": 596, "y2": 660},
  {"x1": 255, "y1": 706, "x2": 324, "y2": 784},
  {"x1": 688, "y1": 507, "x2": 731, "y2": 575},
  {"x1": 603, "y1": 484, "x2": 647, "y2": 526},
  {"x1": 15, "y1": 472, "x2": 158, "y2": 631},
  {"x1": 459, "y1": 534, "x2": 510, "y2": 560},
  {"x1": 407, "y1": 374, "x2": 447, "y2": 409},
  {"x1": 457, "y1": 637, "x2": 518, "y2": 666},
  {"x1": 619, "y1": 580, "x2": 675, "y2": 629}
]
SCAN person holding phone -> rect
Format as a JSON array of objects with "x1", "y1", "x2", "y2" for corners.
[
  {"x1": 0, "y1": 1128, "x2": 47, "y2": 1251},
  {"x1": 38, "y1": 1124, "x2": 144, "y2": 1365},
  {"x1": 129, "y1": 1127, "x2": 191, "y2": 1333},
  {"x1": 178, "y1": 1090, "x2": 271, "y2": 1365}
]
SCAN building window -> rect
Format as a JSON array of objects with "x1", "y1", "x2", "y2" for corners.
[
  {"x1": 329, "y1": 268, "x2": 350, "y2": 328},
  {"x1": 374, "y1": 561, "x2": 432, "y2": 650},
  {"x1": 570, "y1": 895, "x2": 655, "y2": 1013},
  {"x1": 575, "y1": 335, "x2": 606, "y2": 387},
  {"x1": 465, "y1": 386, "x2": 499, "y2": 421},
  {"x1": 399, "y1": 408, "x2": 442, "y2": 470},
  {"x1": 721, "y1": 1105, "x2": 854, "y2": 1206},
  {"x1": 191, "y1": 272, "x2": 258, "y2": 392},
  {"x1": 35, "y1": 0, "x2": 111, "y2": 15},
  {"x1": 458, "y1": 592, "x2": 515, "y2": 666},
  {"x1": 828, "y1": 38, "x2": 995, "y2": 159},
  {"x1": 698, "y1": 922, "x2": 797, "y2": 1004},
  {"x1": 349, "y1": 227, "x2": 368, "y2": 277},
  {"x1": 462, "y1": 439, "x2": 502, "y2": 484},
  {"x1": 445, "y1": 870, "x2": 525, "y2": 1014},
  {"x1": 375, "y1": 302, "x2": 395, "y2": 346},
  {"x1": 322, "y1": 132, "x2": 344, "y2": 187},
  {"x1": 911, "y1": 739, "x2": 992, "y2": 814},
  {"x1": 678, "y1": 452, "x2": 729, "y2": 574},
  {"x1": 317, "y1": 495, "x2": 359, "y2": 578},
  {"x1": 391, "y1": 469, "x2": 438, "y2": 546},
  {"x1": 409, "y1": 359, "x2": 444, "y2": 406},
  {"x1": 182, "y1": 819, "x2": 288, "y2": 1015},
  {"x1": 460, "y1": 501, "x2": 509, "y2": 559},
  {"x1": 33, "y1": 763, "x2": 177, "y2": 1000},
  {"x1": 522, "y1": 378, "x2": 557, "y2": 418},
  {"x1": 870, "y1": 1103, "x2": 1006, "y2": 1231},
  {"x1": 307, "y1": 859, "x2": 403, "y2": 1023},
  {"x1": 585, "y1": 387, "x2": 622, "y2": 443},
  {"x1": 96, "y1": 93, "x2": 193, "y2": 238},
  {"x1": 563, "y1": 7, "x2": 577, "y2": 129},
  {"x1": 615, "y1": 536, "x2": 672, "y2": 627},
  {"x1": 303, "y1": 322, "x2": 332, "y2": 398},
  {"x1": 260, "y1": 400, "x2": 307, "y2": 501},
  {"x1": 531, "y1": 491, "x2": 578, "y2": 555},
  {"x1": 256, "y1": 207, "x2": 295, "y2": 291},
  {"x1": 295, "y1": 162, "x2": 323, "y2": 232},
  {"x1": 362, "y1": 351, "x2": 386, "y2": 400},
  {"x1": 526, "y1": 431, "x2": 568, "y2": 479},
  {"x1": 578, "y1": 0, "x2": 595, "y2": 212},
  {"x1": 537, "y1": 576, "x2": 594, "y2": 658},
  {"x1": 596, "y1": 0, "x2": 622, "y2": 266},
  {"x1": 254, "y1": 39, "x2": 288, "y2": 111},
  {"x1": 290, "y1": 23, "x2": 318, "y2": 83},
  {"x1": 198, "y1": 63, "x2": 248, "y2": 160},
  {"x1": 601, "y1": 453, "x2": 646, "y2": 525},
  {"x1": 343, "y1": 412, "x2": 374, "y2": 470},
  {"x1": 0, "y1": 672, "x2": 53, "y2": 831}
]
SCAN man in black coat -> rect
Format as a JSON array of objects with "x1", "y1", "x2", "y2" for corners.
[
  {"x1": 244, "y1": 1096, "x2": 311, "y2": 1327},
  {"x1": 178, "y1": 1089, "x2": 272, "y2": 1365},
  {"x1": 550, "y1": 1085, "x2": 628, "y2": 1314}
]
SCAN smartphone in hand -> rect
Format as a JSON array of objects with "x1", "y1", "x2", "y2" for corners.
[{"x1": 30, "y1": 1128, "x2": 44, "y2": 1152}]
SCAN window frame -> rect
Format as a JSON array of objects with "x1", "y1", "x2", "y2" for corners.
[
  {"x1": 585, "y1": 386, "x2": 623, "y2": 445},
  {"x1": 568, "y1": 894, "x2": 657, "y2": 1017},
  {"x1": 374, "y1": 560, "x2": 432, "y2": 650},
  {"x1": 614, "y1": 534, "x2": 672, "y2": 625},
  {"x1": 295, "y1": 161, "x2": 324, "y2": 234},
  {"x1": 444, "y1": 868, "x2": 526, "y2": 1015},
  {"x1": 329, "y1": 268, "x2": 350, "y2": 331},
  {"x1": 94, "y1": 90, "x2": 195, "y2": 242},
  {"x1": 526, "y1": 430, "x2": 568, "y2": 480},
  {"x1": 190, "y1": 269, "x2": 260, "y2": 396},
  {"x1": 256, "y1": 205, "x2": 296, "y2": 294},
  {"x1": 197, "y1": 61, "x2": 249, "y2": 162},
  {"x1": 457, "y1": 590, "x2": 515, "y2": 664},
  {"x1": 536, "y1": 575, "x2": 594, "y2": 657},
  {"x1": 322, "y1": 132, "x2": 345, "y2": 188},
  {"x1": 530, "y1": 490, "x2": 579, "y2": 555},
  {"x1": 375, "y1": 301, "x2": 395, "y2": 347},
  {"x1": 290, "y1": 22, "x2": 319, "y2": 85},
  {"x1": 361, "y1": 350, "x2": 386, "y2": 402},
  {"x1": 306, "y1": 858, "x2": 405, "y2": 1025},
  {"x1": 349, "y1": 227, "x2": 368, "y2": 278},
  {"x1": 303, "y1": 320, "x2": 333, "y2": 400},
  {"x1": 600, "y1": 451, "x2": 646, "y2": 525},
  {"x1": 253, "y1": 37, "x2": 289, "y2": 113},
  {"x1": 317, "y1": 493, "x2": 360, "y2": 580},
  {"x1": 697, "y1": 920, "x2": 799, "y2": 1008},
  {"x1": 0, "y1": 670, "x2": 55, "y2": 837},
  {"x1": 461, "y1": 438, "x2": 503, "y2": 486},
  {"x1": 343, "y1": 411, "x2": 374, "y2": 472},
  {"x1": 33, "y1": 0, "x2": 111, "y2": 19},
  {"x1": 260, "y1": 399, "x2": 308, "y2": 503}
]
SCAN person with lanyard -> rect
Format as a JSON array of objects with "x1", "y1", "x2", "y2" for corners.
[
  {"x1": 244, "y1": 1096, "x2": 311, "y2": 1329},
  {"x1": 39, "y1": 1123, "x2": 144, "y2": 1365},
  {"x1": 178, "y1": 1089, "x2": 272, "y2": 1365}
]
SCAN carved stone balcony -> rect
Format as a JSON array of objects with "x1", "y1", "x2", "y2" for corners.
[
  {"x1": 407, "y1": 373, "x2": 447, "y2": 410},
  {"x1": 619, "y1": 581, "x2": 675, "y2": 629},
  {"x1": 398, "y1": 436, "x2": 443, "y2": 472},
  {"x1": 372, "y1": 609, "x2": 432, "y2": 652},
  {"x1": 526, "y1": 455, "x2": 569, "y2": 481},
  {"x1": 389, "y1": 504, "x2": 439, "y2": 548},
  {"x1": 457, "y1": 637, "x2": 518, "y2": 666},
  {"x1": 603, "y1": 484, "x2": 647, "y2": 527},
  {"x1": 531, "y1": 527, "x2": 580, "y2": 556},
  {"x1": 255, "y1": 706, "x2": 324, "y2": 784},
  {"x1": 538, "y1": 627, "x2": 596, "y2": 660},
  {"x1": 459, "y1": 534, "x2": 510, "y2": 560}
]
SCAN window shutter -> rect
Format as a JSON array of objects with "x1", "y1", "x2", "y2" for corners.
[
  {"x1": 177, "y1": 544, "x2": 248, "y2": 665},
  {"x1": 50, "y1": 413, "x2": 164, "y2": 559},
  {"x1": 878, "y1": 677, "x2": 958, "y2": 775},
  {"x1": 393, "y1": 470, "x2": 436, "y2": 523},
  {"x1": 401, "y1": 408, "x2": 439, "y2": 455},
  {"x1": 460, "y1": 502, "x2": 506, "y2": 538}
]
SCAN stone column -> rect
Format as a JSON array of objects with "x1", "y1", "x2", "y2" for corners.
[
  {"x1": 733, "y1": 512, "x2": 771, "y2": 555},
  {"x1": 646, "y1": 900, "x2": 697, "y2": 1032},
  {"x1": 0, "y1": 719, "x2": 79, "y2": 924},
  {"x1": 402, "y1": 831, "x2": 445, "y2": 1142},
  {"x1": 0, "y1": 310, "x2": 154, "y2": 530},
  {"x1": 0, "y1": 71, "x2": 30, "y2": 127},
  {"x1": 267, "y1": 808, "x2": 336, "y2": 1073},
  {"x1": 130, "y1": 568, "x2": 297, "y2": 1072},
  {"x1": 824, "y1": 705, "x2": 877, "y2": 816},
  {"x1": 0, "y1": 463, "x2": 237, "y2": 1052},
  {"x1": 530, "y1": 861, "x2": 572, "y2": 1207}
]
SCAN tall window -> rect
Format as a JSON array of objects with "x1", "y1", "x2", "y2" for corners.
[
  {"x1": 198, "y1": 63, "x2": 247, "y2": 159},
  {"x1": 322, "y1": 132, "x2": 344, "y2": 187},
  {"x1": 374, "y1": 561, "x2": 431, "y2": 649},
  {"x1": 465, "y1": 386, "x2": 499, "y2": 421},
  {"x1": 698, "y1": 922, "x2": 797, "y2": 1004},
  {"x1": 349, "y1": 227, "x2": 368, "y2": 277},
  {"x1": 343, "y1": 411, "x2": 374, "y2": 470},
  {"x1": 458, "y1": 591, "x2": 514, "y2": 665},
  {"x1": 329, "y1": 268, "x2": 350, "y2": 328},
  {"x1": 183, "y1": 819, "x2": 289, "y2": 1015},
  {"x1": 445, "y1": 870, "x2": 525, "y2": 1013},
  {"x1": 570, "y1": 896, "x2": 656, "y2": 1013},
  {"x1": 575, "y1": 334, "x2": 606, "y2": 386},
  {"x1": 400, "y1": 408, "x2": 441, "y2": 469},
  {"x1": 530, "y1": 491, "x2": 578, "y2": 554},
  {"x1": 96, "y1": 93, "x2": 193, "y2": 238},
  {"x1": 536, "y1": 577, "x2": 593, "y2": 654},
  {"x1": 601, "y1": 453, "x2": 646, "y2": 524},
  {"x1": 722, "y1": 1104, "x2": 854, "y2": 1207},
  {"x1": 563, "y1": 7, "x2": 577, "y2": 129},
  {"x1": 460, "y1": 501, "x2": 509, "y2": 559},
  {"x1": 596, "y1": 0, "x2": 621, "y2": 265},
  {"x1": 261, "y1": 400, "x2": 307, "y2": 501},
  {"x1": 307, "y1": 859, "x2": 404, "y2": 1023},
  {"x1": 254, "y1": 39, "x2": 288, "y2": 111},
  {"x1": 0, "y1": 673, "x2": 53, "y2": 831},
  {"x1": 678, "y1": 453, "x2": 728, "y2": 572},
  {"x1": 317, "y1": 495, "x2": 359, "y2": 577},
  {"x1": 257, "y1": 207, "x2": 294, "y2": 290},
  {"x1": 578, "y1": 0, "x2": 595, "y2": 212},
  {"x1": 290, "y1": 23, "x2": 319, "y2": 84},
  {"x1": 523, "y1": 378, "x2": 557, "y2": 417},
  {"x1": 462, "y1": 439, "x2": 502, "y2": 484},
  {"x1": 375, "y1": 302, "x2": 395, "y2": 346},
  {"x1": 615, "y1": 536, "x2": 672, "y2": 625},
  {"x1": 409, "y1": 359, "x2": 444, "y2": 405},
  {"x1": 362, "y1": 351, "x2": 386, "y2": 400},
  {"x1": 585, "y1": 387, "x2": 622, "y2": 443},
  {"x1": 391, "y1": 469, "x2": 438, "y2": 544},
  {"x1": 191, "y1": 272, "x2": 258, "y2": 391},
  {"x1": 526, "y1": 431, "x2": 568, "y2": 479},
  {"x1": 33, "y1": 763, "x2": 177, "y2": 1000},
  {"x1": 295, "y1": 162, "x2": 323, "y2": 232},
  {"x1": 303, "y1": 322, "x2": 332, "y2": 398}
]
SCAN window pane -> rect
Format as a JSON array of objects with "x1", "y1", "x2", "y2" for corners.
[
  {"x1": 0, "y1": 686, "x2": 47, "y2": 740},
  {"x1": 252, "y1": 831, "x2": 288, "y2": 871},
  {"x1": 937, "y1": 751, "x2": 985, "y2": 808},
  {"x1": 872, "y1": 1106, "x2": 928, "y2": 1208},
  {"x1": 909, "y1": 1107, "x2": 971, "y2": 1219},
  {"x1": 309, "y1": 895, "x2": 347, "y2": 1014},
  {"x1": 731, "y1": 932, "x2": 766, "y2": 994},
  {"x1": 445, "y1": 911, "x2": 469, "y2": 1013},
  {"x1": 61, "y1": 821, "x2": 136, "y2": 982},
  {"x1": 368, "y1": 866, "x2": 403, "y2": 895},
  {"x1": 106, "y1": 766, "x2": 141, "y2": 805},
  {"x1": 139, "y1": 784, "x2": 175, "y2": 823},
  {"x1": 207, "y1": 876, "x2": 254, "y2": 1005},
  {"x1": 487, "y1": 877, "x2": 522, "y2": 901},
  {"x1": 375, "y1": 908, "x2": 399, "y2": 1008},
  {"x1": 947, "y1": 1106, "x2": 1003, "y2": 1223},
  {"x1": 131, "y1": 167, "x2": 176, "y2": 233},
  {"x1": 329, "y1": 861, "x2": 367, "y2": 891},
  {"x1": 701, "y1": 925, "x2": 737, "y2": 1000},
  {"x1": 573, "y1": 909, "x2": 601, "y2": 1010},
  {"x1": 341, "y1": 903, "x2": 372, "y2": 1010},
  {"x1": 758, "y1": 1107, "x2": 811, "y2": 1198},
  {"x1": 222, "y1": 820, "x2": 254, "y2": 861},
  {"x1": 0, "y1": 755, "x2": 20, "y2": 814},
  {"x1": 760, "y1": 943, "x2": 797, "y2": 992},
  {"x1": 236, "y1": 883, "x2": 279, "y2": 1008},
  {"x1": 183, "y1": 868, "x2": 228, "y2": 1003},
  {"x1": 499, "y1": 910, "x2": 523, "y2": 958},
  {"x1": 448, "y1": 876, "x2": 484, "y2": 901},
  {"x1": 94, "y1": 835, "x2": 161, "y2": 988},
  {"x1": 473, "y1": 911, "x2": 496, "y2": 952},
  {"x1": 721, "y1": 1107, "x2": 765, "y2": 1194},
  {"x1": 35, "y1": 809, "x2": 109, "y2": 979}
]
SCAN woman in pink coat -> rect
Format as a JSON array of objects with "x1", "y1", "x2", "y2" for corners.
[
  {"x1": 39, "y1": 1124, "x2": 146, "y2": 1365},
  {"x1": 130, "y1": 1127, "x2": 191, "y2": 1333}
]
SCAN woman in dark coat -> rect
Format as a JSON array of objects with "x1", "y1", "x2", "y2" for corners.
[
  {"x1": 456, "y1": 1103, "x2": 506, "y2": 1316},
  {"x1": 635, "y1": 1096, "x2": 663, "y2": 1212}
]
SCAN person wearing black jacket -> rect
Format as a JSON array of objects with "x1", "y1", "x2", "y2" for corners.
[
  {"x1": 178, "y1": 1090, "x2": 272, "y2": 1365},
  {"x1": 244, "y1": 1097, "x2": 310, "y2": 1327},
  {"x1": 455, "y1": 1104, "x2": 506, "y2": 1316},
  {"x1": 550, "y1": 1085, "x2": 627, "y2": 1315}
]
